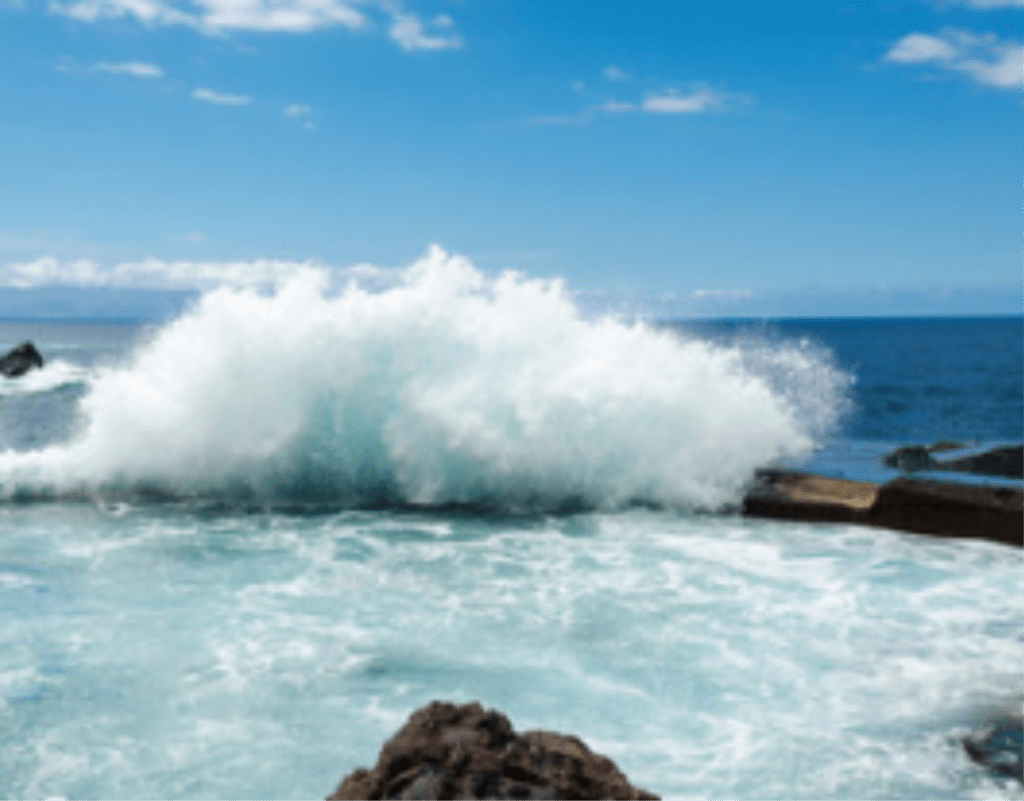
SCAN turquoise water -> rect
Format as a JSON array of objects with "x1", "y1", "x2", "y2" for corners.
[
  {"x1": 0, "y1": 259, "x2": 1020, "y2": 799},
  {"x1": 1, "y1": 505, "x2": 1019, "y2": 799}
]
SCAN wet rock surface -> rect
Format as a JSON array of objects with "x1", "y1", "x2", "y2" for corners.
[
  {"x1": 327, "y1": 701, "x2": 659, "y2": 800},
  {"x1": 744, "y1": 470, "x2": 1023, "y2": 547},
  {"x1": 0, "y1": 341, "x2": 44, "y2": 378},
  {"x1": 869, "y1": 478, "x2": 1023, "y2": 547}
]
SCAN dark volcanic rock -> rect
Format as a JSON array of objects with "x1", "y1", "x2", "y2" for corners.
[
  {"x1": 884, "y1": 442, "x2": 1024, "y2": 479},
  {"x1": 0, "y1": 341, "x2": 44, "y2": 378},
  {"x1": 883, "y1": 445, "x2": 937, "y2": 472},
  {"x1": 327, "y1": 701, "x2": 659, "y2": 800},
  {"x1": 742, "y1": 470, "x2": 876, "y2": 525},
  {"x1": 935, "y1": 446, "x2": 1024, "y2": 480},
  {"x1": 870, "y1": 478, "x2": 1023, "y2": 547},
  {"x1": 743, "y1": 470, "x2": 1023, "y2": 547}
]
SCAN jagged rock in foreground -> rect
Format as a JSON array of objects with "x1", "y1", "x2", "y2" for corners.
[
  {"x1": 0, "y1": 341, "x2": 44, "y2": 378},
  {"x1": 327, "y1": 701, "x2": 659, "y2": 800}
]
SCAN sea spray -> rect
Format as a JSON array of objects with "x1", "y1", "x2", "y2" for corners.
[{"x1": 0, "y1": 247, "x2": 849, "y2": 509}]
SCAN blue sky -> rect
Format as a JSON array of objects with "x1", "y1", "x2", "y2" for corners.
[{"x1": 1, "y1": 0, "x2": 1021, "y2": 318}]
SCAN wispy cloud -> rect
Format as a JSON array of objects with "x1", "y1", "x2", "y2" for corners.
[
  {"x1": 46, "y1": 0, "x2": 465, "y2": 52},
  {"x1": 200, "y1": 0, "x2": 365, "y2": 33},
  {"x1": 192, "y1": 87, "x2": 252, "y2": 105},
  {"x1": 388, "y1": 11, "x2": 461, "y2": 51},
  {"x1": 93, "y1": 60, "x2": 164, "y2": 78},
  {"x1": 48, "y1": 0, "x2": 374, "y2": 36},
  {"x1": 940, "y1": 0, "x2": 1023, "y2": 8},
  {"x1": 689, "y1": 289, "x2": 753, "y2": 301},
  {"x1": 1, "y1": 256, "x2": 323, "y2": 289},
  {"x1": 51, "y1": 0, "x2": 203, "y2": 28},
  {"x1": 529, "y1": 84, "x2": 741, "y2": 126},
  {"x1": 602, "y1": 65, "x2": 629, "y2": 82},
  {"x1": 283, "y1": 103, "x2": 312, "y2": 117},
  {"x1": 641, "y1": 88, "x2": 730, "y2": 114},
  {"x1": 885, "y1": 28, "x2": 1022, "y2": 89},
  {"x1": 597, "y1": 100, "x2": 636, "y2": 113}
]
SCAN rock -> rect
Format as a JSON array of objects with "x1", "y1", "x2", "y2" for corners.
[
  {"x1": 743, "y1": 470, "x2": 1023, "y2": 547},
  {"x1": 883, "y1": 445, "x2": 936, "y2": 472},
  {"x1": 742, "y1": 470, "x2": 876, "y2": 526},
  {"x1": 883, "y1": 442, "x2": 1024, "y2": 479},
  {"x1": 0, "y1": 341, "x2": 44, "y2": 378},
  {"x1": 326, "y1": 701, "x2": 659, "y2": 800},
  {"x1": 935, "y1": 446, "x2": 1023, "y2": 480},
  {"x1": 870, "y1": 478, "x2": 1023, "y2": 547}
]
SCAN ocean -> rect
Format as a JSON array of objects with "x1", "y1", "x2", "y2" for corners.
[{"x1": 0, "y1": 258, "x2": 1021, "y2": 800}]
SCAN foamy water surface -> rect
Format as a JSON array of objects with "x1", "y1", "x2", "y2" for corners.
[{"x1": 0, "y1": 504, "x2": 1019, "y2": 799}]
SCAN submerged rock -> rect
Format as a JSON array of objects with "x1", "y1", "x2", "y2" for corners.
[
  {"x1": 327, "y1": 701, "x2": 659, "y2": 800},
  {"x1": 963, "y1": 715, "x2": 1023, "y2": 783},
  {"x1": 0, "y1": 341, "x2": 44, "y2": 378}
]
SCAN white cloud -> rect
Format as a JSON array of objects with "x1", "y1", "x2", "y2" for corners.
[
  {"x1": 942, "y1": 0, "x2": 1023, "y2": 8},
  {"x1": 93, "y1": 60, "x2": 164, "y2": 77},
  {"x1": 193, "y1": 87, "x2": 252, "y2": 105},
  {"x1": 46, "y1": 0, "x2": 467, "y2": 53},
  {"x1": 602, "y1": 65, "x2": 629, "y2": 82},
  {"x1": 641, "y1": 88, "x2": 729, "y2": 114},
  {"x1": 388, "y1": 11, "x2": 461, "y2": 51},
  {"x1": 528, "y1": 112, "x2": 587, "y2": 126},
  {"x1": 0, "y1": 256, "x2": 324, "y2": 289},
  {"x1": 887, "y1": 32, "x2": 959, "y2": 62},
  {"x1": 597, "y1": 100, "x2": 636, "y2": 113},
  {"x1": 200, "y1": 0, "x2": 365, "y2": 33},
  {"x1": 50, "y1": 0, "x2": 197, "y2": 27},
  {"x1": 885, "y1": 28, "x2": 1022, "y2": 89},
  {"x1": 283, "y1": 103, "x2": 312, "y2": 116},
  {"x1": 690, "y1": 289, "x2": 753, "y2": 301},
  {"x1": 48, "y1": 0, "x2": 367, "y2": 34},
  {"x1": 531, "y1": 84, "x2": 741, "y2": 124}
]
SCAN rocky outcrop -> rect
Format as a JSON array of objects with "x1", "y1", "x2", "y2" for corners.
[
  {"x1": 869, "y1": 478, "x2": 1023, "y2": 546},
  {"x1": 741, "y1": 470, "x2": 876, "y2": 526},
  {"x1": 883, "y1": 444, "x2": 941, "y2": 472},
  {"x1": 883, "y1": 443, "x2": 1023, "y2": 479},
  {"x1": 327, "y1": 701, "x2": 659, "y2": 800},
  {"x1": 0, "y1": 341, "x2": 44, "y2": 378},
  {"x1": 744, "y1": 470, "x2": 1023, "y2": 547},
  {"x1": 935, "y1": 446, "x2": 1023, "y2": 480}
]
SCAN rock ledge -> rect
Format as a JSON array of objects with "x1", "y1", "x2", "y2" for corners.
[{"x1": 327, "y1": 701, "x2": 659, "y2": 800}]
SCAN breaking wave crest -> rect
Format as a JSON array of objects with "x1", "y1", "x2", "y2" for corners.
[{"x1": 0, "y1": 248, "x2": 850, "y2": 511}]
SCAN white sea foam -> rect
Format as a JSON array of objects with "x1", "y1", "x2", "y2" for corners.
[
  {"x1": 0, "y1": 247, "x2": 849, "y2": 510},
  {"x1": 0, "y1": 360, "x2": 90, "y2": 397}
]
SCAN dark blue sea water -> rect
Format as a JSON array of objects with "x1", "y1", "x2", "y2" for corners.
[{"x1": 0, "y1": 263, "x2": 1020, "y2": 800}]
